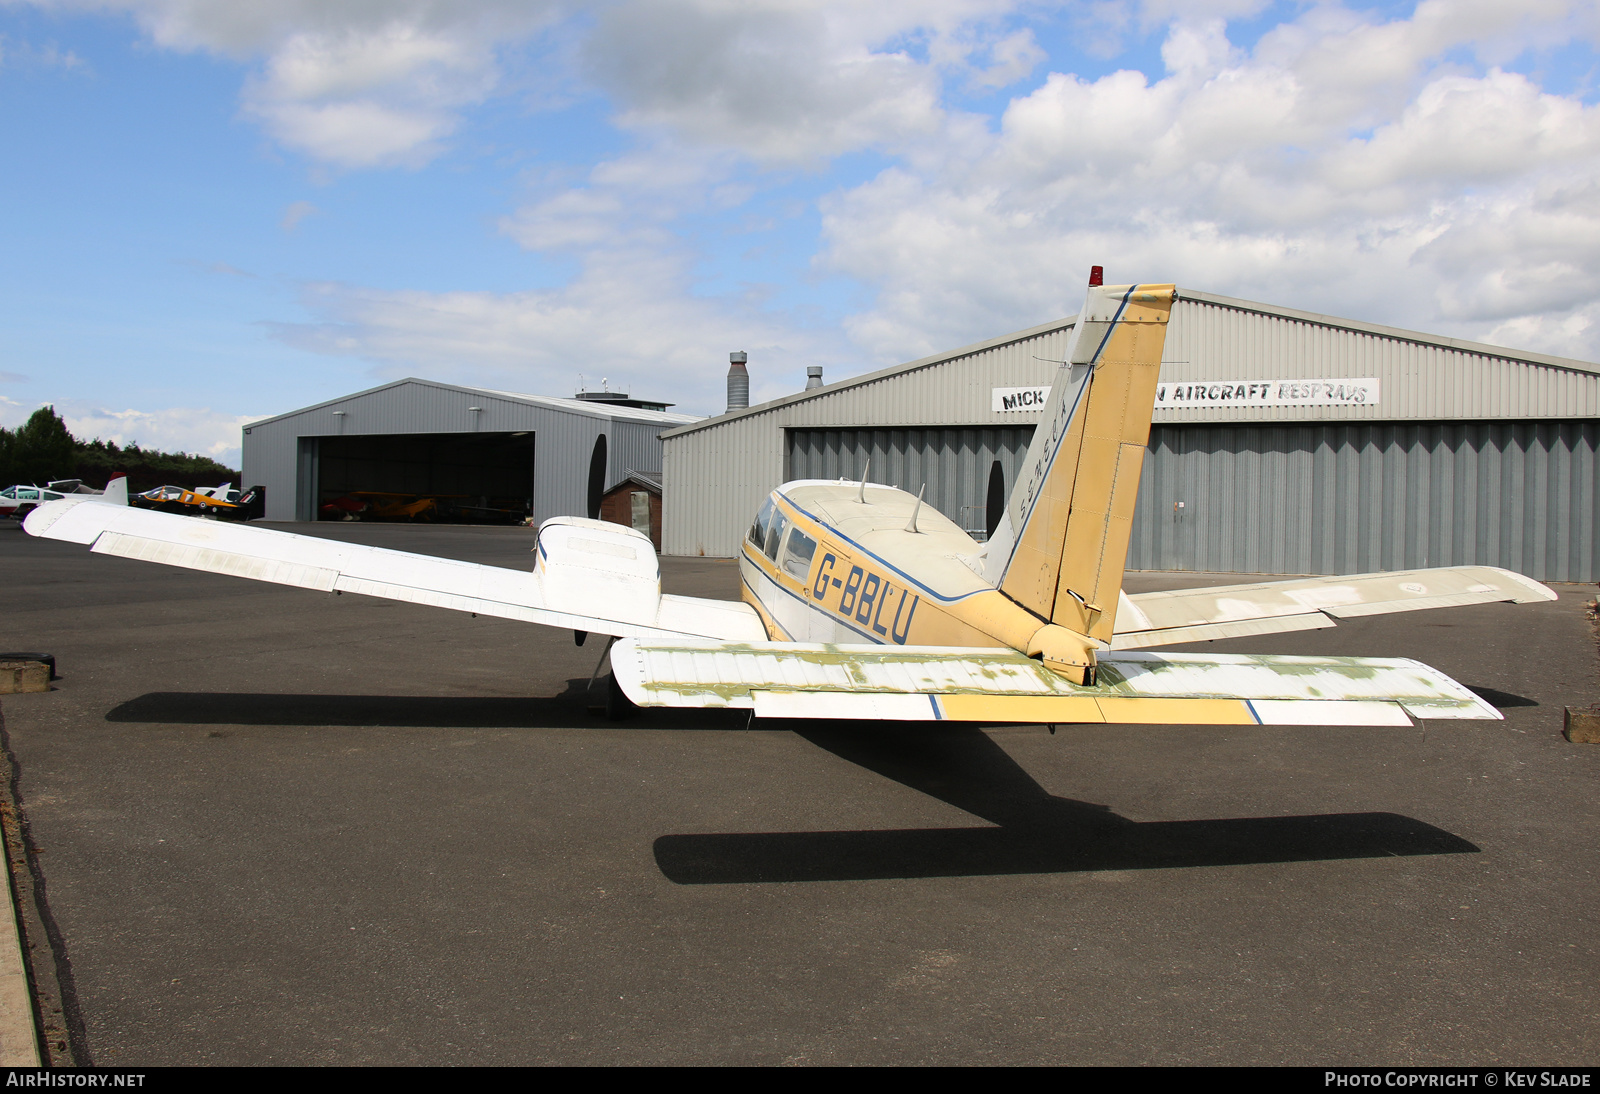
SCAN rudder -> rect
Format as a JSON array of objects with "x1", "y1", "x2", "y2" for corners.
[{"x1": 986, "y1": 282, "x2": 1174, "y2": 643}]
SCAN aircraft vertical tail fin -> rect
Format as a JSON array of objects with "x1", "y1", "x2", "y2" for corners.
[
  {"x1": 236, "y1": 485, "x2": 266, "y2": 521},
  {"x1": 984, "y1": 282, "x2": 1175, "y2": 644},
  {"x1": 100, "y1": 474, "x2": 128, "y2": 507}
]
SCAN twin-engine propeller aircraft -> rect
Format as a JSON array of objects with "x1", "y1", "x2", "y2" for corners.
[{"x1": 25, "y1": 280, "x2": 1554, "y2": 729}]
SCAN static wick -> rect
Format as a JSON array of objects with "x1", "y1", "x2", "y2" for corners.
[
  {"x1": 858, "y1": 459, "x2": 871, "y2": 504},
  {"x1": 904, "y1": 484, "x2": 926, "y2": 534}
]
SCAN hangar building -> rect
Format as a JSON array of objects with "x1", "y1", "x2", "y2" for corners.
[
  {"x1": 662, "y1": 289, "x2": 1600, "y2": 582},
  {"x1": 242, "y1": 378, "x2": 694, "y2": 525}
]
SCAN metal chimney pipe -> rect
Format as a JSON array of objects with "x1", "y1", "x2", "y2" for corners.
[
  {"x1": 805, "y1": 366, "x2": 823, "y2": 391},
  {"x1": 727, "y1": 351, "x2": 749, "y2": 412}
]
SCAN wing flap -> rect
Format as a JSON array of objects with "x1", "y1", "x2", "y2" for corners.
[
  {"x1": 1109, "y1": 612, "x2": 1335, "y2": 649},
  {"x1": 656, "y1": 594, "x2": 767, "y2": 642},
  {"x1": 611, "y1": 640, "x2": 1499, "y2": 724}
]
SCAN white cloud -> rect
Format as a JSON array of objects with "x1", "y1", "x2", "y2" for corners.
[
  {"x1": 0, "y1": 397, "x2": 253, "y2": 468},
  {"x1": 12, "y1": 1, "x2": 1039, "y2": 172},
  {"x1": 0, "y1": 34, "x2": 87, "y2": 71},
  {"x1": 57, "y1": 404, "x2": 259, "y2": 467},
  {"x1": 964, "y1": 28, "x2": 1045, "y2": 90},
  {"x1": 815, "y1": 2, "x2": 1600, "y2": 362},
  {"x1": 581, "y1": 1, "x2": 951, "y2": 165},
  {"x1": 0, "y1": 395, "x2": 27, "y2": 429},
  {"x1": 279, "y1": 200, "x2": 319, "y2": 231},
  {"x1": 240, "y1": 21, "x2": 505, "y2": 168},
  {"x1": 27, "y1": 0, "x2": 564, "y2": 168},
  {"x1": 270, "y1": 244, "x2": 856, "y2": 415},
  {"x1": 17, "y1": 0, "x2": 1600, "y2": 399}
]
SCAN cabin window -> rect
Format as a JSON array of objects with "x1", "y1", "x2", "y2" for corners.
[
  {"x1": 764, "y1": 509, "x2": 789, "y2": 560},
  {"x1": 782, "y1": 527, "x2": 817, "y2": 580},
  {"x1": 748, "y1": 498, "x2": 775, "y2": 549}
]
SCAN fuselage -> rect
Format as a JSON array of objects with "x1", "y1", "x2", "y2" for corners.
[{"x1": 737, "y1": 480, "x2": 1065, "y2": 656}]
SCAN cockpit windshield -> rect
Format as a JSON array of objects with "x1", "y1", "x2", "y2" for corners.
[{"x1": 748, "y1": 497, "x2": 775, "y2": 548}]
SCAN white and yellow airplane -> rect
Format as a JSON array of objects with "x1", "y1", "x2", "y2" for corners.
[{"x1": 24, "y1": 281, "x2": 1554, "y2": 729}]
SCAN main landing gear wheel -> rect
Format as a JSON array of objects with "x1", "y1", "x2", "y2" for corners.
[{"x1": 605, "y1": 672, "x2": 636, "y2": 721}]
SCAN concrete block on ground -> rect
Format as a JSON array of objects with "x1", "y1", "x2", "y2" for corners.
[
  {"x1": 1564, "y1": 707, "x2": 1600, "y2": 744},
  {"x1": 0, "y1": 663, "x2": 48, "y2": 695}
]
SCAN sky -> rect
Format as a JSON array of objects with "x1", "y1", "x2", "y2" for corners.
[{"x1": 2, "y1": 0, "x2": 1598, "y2": 469}]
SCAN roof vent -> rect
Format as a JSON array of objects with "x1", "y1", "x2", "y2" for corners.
[
  {"x1": 727, "y1": 352, "x2": 749, "y2": 412},
  {"x1": 805, "y1": 366, "x2": 823, "y2": 391}
]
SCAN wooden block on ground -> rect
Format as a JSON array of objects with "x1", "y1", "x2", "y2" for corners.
[
  {"x1": 1564, "y1": 707, "x2": 1600, "y2": 744},
  {"x1": 0, "y1": 663, "x2": 48, "y2": 695}
]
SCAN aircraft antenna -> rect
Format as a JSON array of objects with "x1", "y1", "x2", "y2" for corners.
[
  {"x1": 904, "y1": 484, "x2": 925, "y2": 533},
  {"x1": 857, "y1": 459, "x2": 871, "y2": 504}
]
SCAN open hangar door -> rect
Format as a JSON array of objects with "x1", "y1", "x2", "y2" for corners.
[
  {"x1": 786, "y1": 427, "x2": 1034, "y2": 540},
  {"x1": 310, "y1": 431, "x2": 536, "y2": 524}
]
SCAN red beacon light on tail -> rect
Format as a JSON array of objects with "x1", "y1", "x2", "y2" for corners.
[{"x1": 1088, "y1": 265, "x2": 1104, "y2": 286}]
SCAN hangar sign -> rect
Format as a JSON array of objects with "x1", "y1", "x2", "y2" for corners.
[
  {"x1": 1156, "y1": 378, "x2": 1381, "y2": 407},
  {"x1": 992, "y1": 386, "x2": 1051, "y2": 412}
]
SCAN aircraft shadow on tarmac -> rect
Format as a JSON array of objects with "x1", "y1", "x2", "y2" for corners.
[
  {"x1": 106, "y1": 691, "x2": 1479, "y2": 885},
  {"x1": 652, "y1": 724, "x2": 1480, "y2": 884},
  {"x1": 1465, "y1": 685, "x2": 1539, "y2": 708},
  {"x1": 104, "y1": 680, "x2": 751, "y2": 731}
]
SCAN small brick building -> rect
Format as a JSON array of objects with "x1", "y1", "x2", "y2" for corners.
[{"x1": 598, "y1": 472, "x2": 662, "y2": 550}]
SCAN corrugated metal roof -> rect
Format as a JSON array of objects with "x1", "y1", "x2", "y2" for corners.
[
  {"x1": 247, "y1": 377, "x2": 700, "y2": 430},
  {"x1": 1180, "y1": 290, "x2": 1600, "y2": 376},
  {"x1": 661, "y1": 314, "x2": 1078, "y2": 439}
]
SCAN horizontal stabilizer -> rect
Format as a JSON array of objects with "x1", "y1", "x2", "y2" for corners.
[
  {"x1": 24, "y1": 498, "x2": 764, "y2": 643},
  {"x1": 610, "y1": 640, "x2": 1499, "y2": 725},
  {"x1": 1112, "y1": 566, "x2": 1557, "y2": 649}
]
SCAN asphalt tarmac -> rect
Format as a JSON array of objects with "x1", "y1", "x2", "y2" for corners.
[{"x1": 1, "y1": 519, "x2": 1597, "y2": 1066}]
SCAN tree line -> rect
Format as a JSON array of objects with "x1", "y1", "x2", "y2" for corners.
[{"x1": 0, "y1": 406, "x2": 241, "y2": 494}]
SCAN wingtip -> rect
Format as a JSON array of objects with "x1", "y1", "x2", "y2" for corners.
[
  {"x1": 22, "y1": 497, "x2": 109, "y2": 544},
  {"x1": 1486, "y1": 566, "x2": 1560, "y2": 602}
]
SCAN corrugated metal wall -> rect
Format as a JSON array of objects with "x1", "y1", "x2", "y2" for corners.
[
  {"x1": 609, "y1": 421, "x2": 670, "y2": 485},
  {"x1": 786, "y1": 427, "x2": 1036, "y2": 537},
  {"x1": 1128, "y1": 420, "x2": 1599, "y2": 581},
  {"x1": 786, "y1": 421, "x2": 1599, "y2": 581}
]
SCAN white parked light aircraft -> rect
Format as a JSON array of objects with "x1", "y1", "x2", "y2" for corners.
[{"x1": 25, "y1": 281, "x2": 1554, "y2": 728}]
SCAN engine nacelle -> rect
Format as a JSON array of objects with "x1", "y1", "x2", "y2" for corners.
[{"x1": 533, "y1": 516, "x2": 660, "y2": 624}]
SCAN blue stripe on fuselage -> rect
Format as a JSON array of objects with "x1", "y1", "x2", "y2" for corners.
[
  {"x1": 740, "y1": 546, "x2": 886, "y2": 644},
  {"x1": 774, "y1": 495, "x2": 986, "y2": 607}
]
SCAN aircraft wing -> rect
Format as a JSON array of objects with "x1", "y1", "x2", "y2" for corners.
[
  {"x1": 1110, "y1": 566, "x2": 1557, "y2": 650},
  {"x1": 23, "y1": 497, "x2": 765, "y2": 643},
  {"x1": 611, "y1": 640, "x2": 1499, "y2": 726}
]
